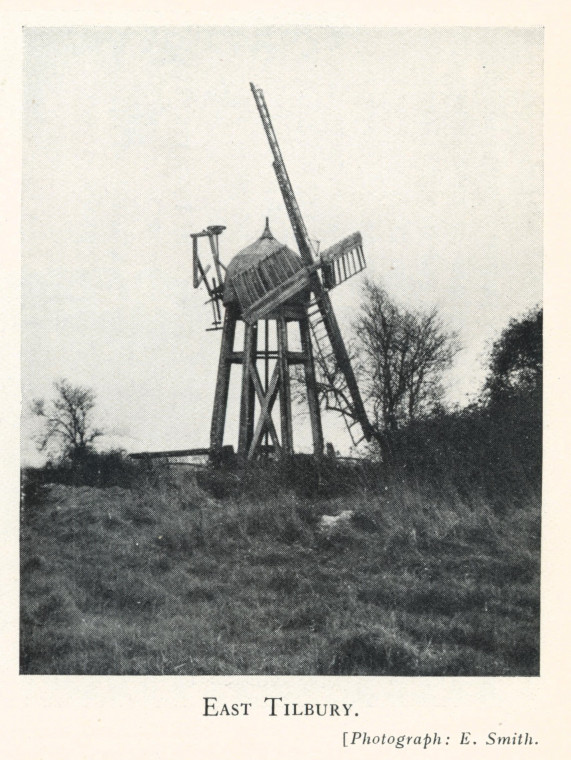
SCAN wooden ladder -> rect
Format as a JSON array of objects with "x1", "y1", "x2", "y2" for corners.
[{"x1": 307, "y1": 297, "x2": 367, "y2": 447}]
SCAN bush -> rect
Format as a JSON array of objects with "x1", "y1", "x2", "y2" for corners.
[
  {"x1": 385, "y1": 390, "x2": 541, "y2": 512},
  {"x1": 24, "y1": 449, "x2": 151, "y2": 490},
  {"x1": 196, "y1": 454, "x2": 381, "y2": 501}
]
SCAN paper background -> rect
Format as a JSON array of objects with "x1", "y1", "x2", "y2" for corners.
[{"x1": 2, "y1": 1, "x2": 569, "y2": 758}]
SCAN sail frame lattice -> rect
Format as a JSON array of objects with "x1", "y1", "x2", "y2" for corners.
[{"x1": 320, "y1": 232, "x2": 366, "y2": 291}]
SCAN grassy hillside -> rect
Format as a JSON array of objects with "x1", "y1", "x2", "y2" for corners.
[{"x1": 20, "y1": 463, "x2": 540, "y2": 675}]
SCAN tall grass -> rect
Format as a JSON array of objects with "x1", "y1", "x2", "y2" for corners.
[{"x1": 20, "y1": 456, "x2": 540, "y2": 675}]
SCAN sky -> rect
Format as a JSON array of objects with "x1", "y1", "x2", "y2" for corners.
[{"x1": 21, "y1": 26, "x2": 543, "y2": 463}]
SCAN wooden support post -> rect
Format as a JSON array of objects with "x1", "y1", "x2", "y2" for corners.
[
  {"x1": 247, "y1": 322, "x2": 258, "y2": 451},
  {"x1": 210, "y1": 309, "x2": 237, "y2": 453},
  {"x1": 276, "y1": 315, "x2": 293, "y2": 456},
  {"x1": 299, "y1": 317, "x2": 324, "y2": 458},
  {"x1": 238, "y1": 322, "x2": 256, "y2": 457},
  {"x1": 264, "y1": 319, "x2": 270, "y2": 450}
]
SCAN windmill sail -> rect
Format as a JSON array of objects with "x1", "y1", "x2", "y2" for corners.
[
  {"x1": 320, "y1": 232, "x2": 366, "y2": 290},
  {"x1": 250, "y1": 82, "x2": 373, "y2": 444}
]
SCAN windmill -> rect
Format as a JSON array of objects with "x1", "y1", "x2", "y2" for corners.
[{"x1": 192, "y1": 83, "x2": 374, "y2": 461}]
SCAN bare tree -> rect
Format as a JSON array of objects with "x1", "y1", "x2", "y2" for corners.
[
  {"x1": 354, "y1": 279, "x2": 460, "y2": 433},
  {"x1": 31, "y1": 379, "x2": 104, "y2": 463}
]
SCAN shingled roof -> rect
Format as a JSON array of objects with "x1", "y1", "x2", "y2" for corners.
[{"x1": 223, "y1": 220, "x2": 302, "y2": 306}]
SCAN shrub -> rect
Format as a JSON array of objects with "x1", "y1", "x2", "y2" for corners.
[
  {"x1": 386, "y1": 392, "x2": 541, "y2": 512},
  {"x1": 25, "y1": 449, "x2": 151, "y2": 490},
  {"x1": 197, "y1": 455, "x2": 381, "y2": 501}
]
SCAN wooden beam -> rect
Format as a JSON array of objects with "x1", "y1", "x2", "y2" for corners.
[
  {"x1": 246, "y1": 323, "x2": 258, "y2": 451},
  {"x1": 130, "y1": 447, "x2": 211, "y2": 459},
  {"x1": 299, "y1": 317, "x2": 324, "y2": 457},
  {"x1": 264, "y1": 319, "x2": 270, "y2": 449},
  {"x1": 248, "y1": 364, "x2": 281, "y2": 458},
  {"x1": 276, "y1": 315, "x2": 293, "y2": 456},
  {"x1": 210, "y1": 309, "x2": 237, "y2": 452},
  {"x1": 229, "y1": 350, "x2": 306, "y2": 364},
  {"x1": 242, "y1": 263, "x2": 319, "y2": 324},
  {"x1": 238, "y1": 323, "x2": 256, "y2": 457}
]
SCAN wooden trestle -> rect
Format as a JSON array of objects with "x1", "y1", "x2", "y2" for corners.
[{"x1": 210, "y1": 303, "x2": 324, "y2": 461}]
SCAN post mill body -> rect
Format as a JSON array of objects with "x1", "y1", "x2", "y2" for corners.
[{"x1": 192, "y1": 84, "x2": 374, "y2": 461}]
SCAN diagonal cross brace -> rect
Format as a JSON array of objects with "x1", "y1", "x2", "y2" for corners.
[{"x1": 247, "y1": 363, "x2": 282, "y2": 458}]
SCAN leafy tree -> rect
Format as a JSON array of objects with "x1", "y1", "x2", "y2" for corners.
[
  {"x1": 353, "y1": 279, "x2": 460, "y2": 433},
  {"x1": 484, "y1": 307, "x2": 542, "y2": 403},
  {"x1": 31, "y1": 379, "x2": 104, "y2": 463}
]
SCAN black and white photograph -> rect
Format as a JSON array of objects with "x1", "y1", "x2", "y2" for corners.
[{"x1": 19, "y1": 26, "x2": 543, "y2": 679}]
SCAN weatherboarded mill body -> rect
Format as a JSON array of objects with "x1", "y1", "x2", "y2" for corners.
[{"x1": 189, "y1": 84, "x2": 374, "y2": 463}]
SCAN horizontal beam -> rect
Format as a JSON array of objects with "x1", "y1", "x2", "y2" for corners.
[
  {"x1": 228, "y1": 351, "x2": 307, "y2": 364},
  {"x1": 129, "y1": 447, "x2": 211, "y2": 460}
]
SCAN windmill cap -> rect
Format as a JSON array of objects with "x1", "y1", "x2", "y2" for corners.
[{"x1": 222, "y1": 220, "x2": 302, "y2": 307}]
